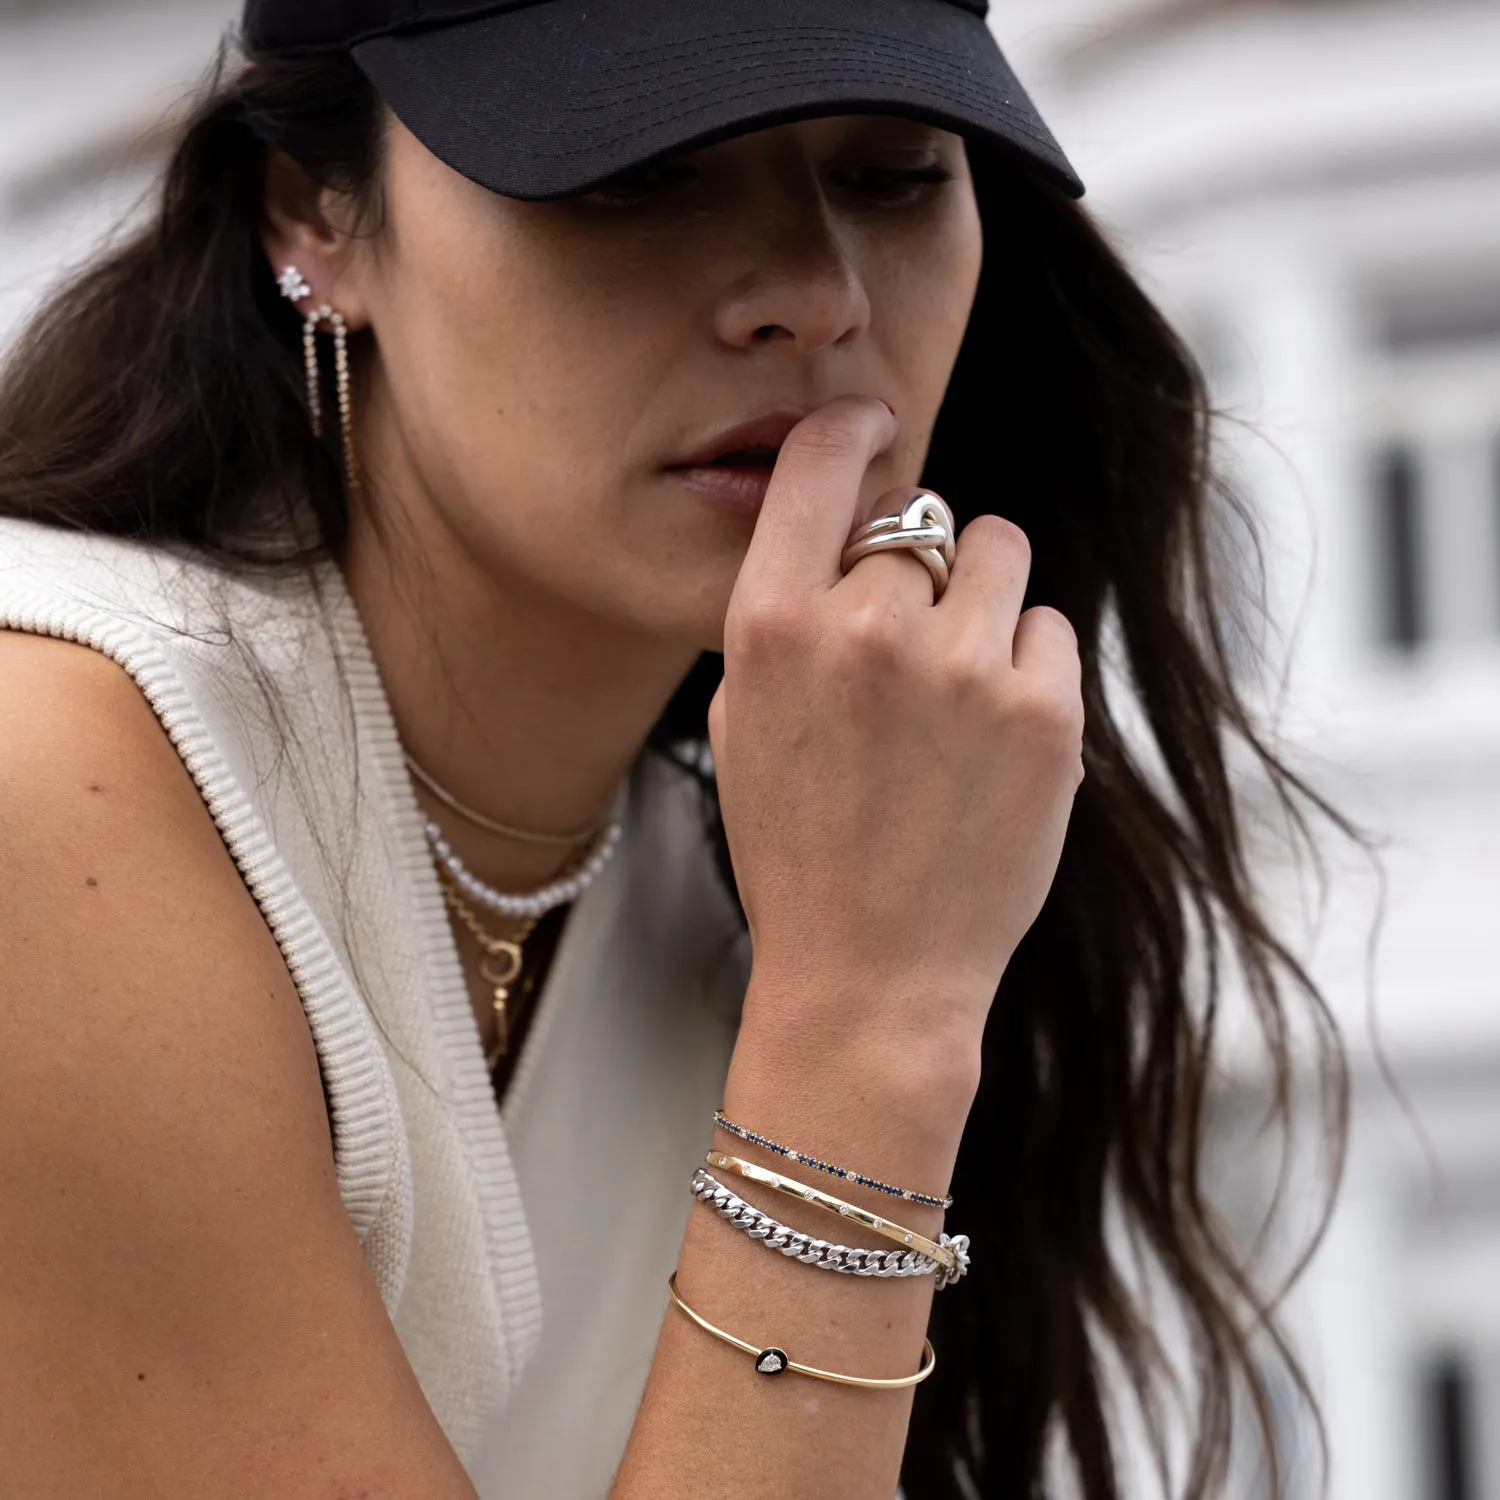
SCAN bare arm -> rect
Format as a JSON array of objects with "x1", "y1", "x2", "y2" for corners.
[
  {"x1": 0, "y1": 632, "x2": 480, "y2": 1499},
  {"x1": 613, "y1": 397, "x2": 1084, "y2": 1497},
  {"x1": 613, "y1": 995, "x2": 973, "y2": 1499}
]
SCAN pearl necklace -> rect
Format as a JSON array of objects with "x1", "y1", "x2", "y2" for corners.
[{"x1": 424, "y1": 817, "x2": 623, "y2": 919}]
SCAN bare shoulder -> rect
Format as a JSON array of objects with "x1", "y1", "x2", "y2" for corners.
[
  {"x1": 0, "y1": 630, "x2": 295, "y2": 1095},
  {"x1": 0, "y1": 630, "x2": 475, "y2": 1498}
]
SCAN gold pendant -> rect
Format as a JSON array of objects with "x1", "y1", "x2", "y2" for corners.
[{"x1": 481, "y1": 941, "x2": 524, "y2": 1065}]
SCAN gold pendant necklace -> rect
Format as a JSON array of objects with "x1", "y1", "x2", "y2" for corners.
[{"x1": 437, "y1": 867, "x2": 544, "y2": 1068}]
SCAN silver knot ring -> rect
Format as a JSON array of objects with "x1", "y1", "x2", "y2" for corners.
[{"x1": 839, "y1": 492, "x2": 958, "y2": 604}]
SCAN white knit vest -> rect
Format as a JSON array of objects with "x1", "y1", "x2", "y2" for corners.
[{"x1": 0, "y1": 516, "x2": 750, "y2": 1498}]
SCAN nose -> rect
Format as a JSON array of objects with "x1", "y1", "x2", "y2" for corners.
[{"x1": 712, "y1": 193, "x2": 873, "y2": 355}]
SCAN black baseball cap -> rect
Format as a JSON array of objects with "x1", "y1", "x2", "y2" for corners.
[{"x1": 242, "y1": 0, "x2": 1084, "y2": 202}]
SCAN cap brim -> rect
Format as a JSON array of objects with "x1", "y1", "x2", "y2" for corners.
[{"x1": 351, "y1": 0, "x2": 1083, "y2": 201}]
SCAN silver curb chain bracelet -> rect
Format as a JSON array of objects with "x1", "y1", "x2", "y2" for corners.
[{"x1": 691, "y1": 1169, "x2": 971, "y2": 1291}]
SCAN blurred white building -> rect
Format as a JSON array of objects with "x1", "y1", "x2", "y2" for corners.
[
  {"x1": 2, "y1": 2, "x2": 1497, "y2": 1497},
  {"x1": 997, "y1": 4, "x2": 1500, "y2": 1498},
  {"x1": 0, "y1": 0, "x2": 236, "y2": 342}
]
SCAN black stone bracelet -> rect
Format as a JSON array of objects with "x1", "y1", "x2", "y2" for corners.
[{"x1": 711, "y1": 1108, "x2": 954, "y2": 1210}]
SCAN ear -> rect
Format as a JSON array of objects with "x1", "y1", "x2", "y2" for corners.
[{"x1": 261, "y1": 150, "x2": 372, "y2": 327}]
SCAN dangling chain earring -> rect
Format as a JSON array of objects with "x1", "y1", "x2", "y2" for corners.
[{"x1": 278, "y1": 264, "x2": 362, "y2": 492}]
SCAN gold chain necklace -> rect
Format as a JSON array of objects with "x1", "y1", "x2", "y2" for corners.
[
  {"x1": 406, "y1": 751, "x2": 606, "y2": 848},
  {"x1": 437, "y1": 866, "x2": 546, "y2": 1070}
]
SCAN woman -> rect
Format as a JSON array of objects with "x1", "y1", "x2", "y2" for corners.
[{"x1": 0, "y1": 1, "x2": 1346, "y2": 1496}]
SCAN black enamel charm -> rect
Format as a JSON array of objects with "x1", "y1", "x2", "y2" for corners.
[{"x1": 755, "y1": 1347, "x2": 789, "y2": 1376}]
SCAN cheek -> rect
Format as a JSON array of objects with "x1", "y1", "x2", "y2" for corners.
[
  {"x1": 869, "y1": 219, "x2": 982, "y2": 458},
  {"x1": 374, "y1": 208, "x2": 667, "y2": 513},
  {"x1": 893, "y1": 216, "x2": 981, "y2": 364}
]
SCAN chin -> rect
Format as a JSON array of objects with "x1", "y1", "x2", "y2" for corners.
[{"x1": 638, "y1": 572, "x2": 737, "y2": 655}]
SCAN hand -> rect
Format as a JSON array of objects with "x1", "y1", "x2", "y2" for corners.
[{"x1": 709, "y1": 396, "x2": 1084, "y2": 1058}]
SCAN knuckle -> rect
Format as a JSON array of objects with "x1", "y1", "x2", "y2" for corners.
[
  {"x1": 727, "y1": 597, "x2": 805, "y2": 660},
  {"x1": 940, "y1": 643, "x2": 1005, "y2": 710},
  {"x1": 831, "y1": 602, "x2": 906, "y2": 671},
  {"x1": 1016, "y1": 680, "x2": 1086, "y2": 745}
]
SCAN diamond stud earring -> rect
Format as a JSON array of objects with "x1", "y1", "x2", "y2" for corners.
[{"x1": 277, "y1": 264, "x2": 312, "y2": 303}]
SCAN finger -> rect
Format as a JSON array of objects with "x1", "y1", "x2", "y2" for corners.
[
  {"x1": 734, "y1": 396, "x2": 899, "y2": 603},
  {"x1": 933, "y1": 513, "x2": 1032, "y2": 647},
  {"x1": 1011, "y1": 605, "x2": 1081, "y2": 687},
  {"x1": 835, "y1": 485, "x2": 953, "y2": 615}
]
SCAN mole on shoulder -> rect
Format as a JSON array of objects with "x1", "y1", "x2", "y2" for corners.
[
  {"x1": 84, "y1": 877, "x2": 99, "y2": 889},
  {"x1": 87, "y1": 783, "x2": 106, "y2": 795}
]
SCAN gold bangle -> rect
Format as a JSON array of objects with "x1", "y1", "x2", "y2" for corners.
[
  {"x1": 666, "y1": 1273, "x2": 936, "y2": 1389},
  {"x1": 705, "y1": 1151, "x2": 957, "y2": 1270}
]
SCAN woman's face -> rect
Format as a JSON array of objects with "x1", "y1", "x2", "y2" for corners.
[{"x1": 339, "y1": 111, "x2": 983, "y2": 650}]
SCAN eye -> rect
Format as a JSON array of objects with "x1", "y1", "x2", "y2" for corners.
[
  {"x1": 582, "y1": 158, "x2": 700, "y2": 206},
  {"x1": 833, "y1": 163, "x2": 956, "y2": 207}
]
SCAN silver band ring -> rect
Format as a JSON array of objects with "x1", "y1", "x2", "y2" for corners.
[{"x1": 839, "y1": 493, "x2": 958, "y2": 604}]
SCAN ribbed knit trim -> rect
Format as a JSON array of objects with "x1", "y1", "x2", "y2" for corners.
[
  {"x1": 0, "y1": 582, "x2": 410, "y2": 1296},
  {"x1": 317, "y1": 559, "x2": 554, "y2": 1383}
]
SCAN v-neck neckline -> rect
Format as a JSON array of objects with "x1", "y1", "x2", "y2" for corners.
[{"x1": 316, "y1": 551, "x2": 637, "y2": 1393}]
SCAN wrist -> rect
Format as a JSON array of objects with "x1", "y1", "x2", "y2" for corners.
[
  {"x1": 735, "y1": 959, "x2": 985, "y2": 1109},
  {"x1": 722, "y1": 970, "x2": 981, "y2": 1211}
]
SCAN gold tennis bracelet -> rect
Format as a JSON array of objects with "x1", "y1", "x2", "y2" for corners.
[
  {"x1": 666, "y1": 1273, "x2": 936, "y2": 1389},
  {"x1": 705, "y1": 1151, "x2": 958, "y2": 1270}
]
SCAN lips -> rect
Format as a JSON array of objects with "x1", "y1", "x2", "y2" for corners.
[
  {"x1": 666, "y1": 409, "x2": 809, "y2": 473},
  {"x1": 664, "y1": 407, "x2": 821, "y2": 516}
]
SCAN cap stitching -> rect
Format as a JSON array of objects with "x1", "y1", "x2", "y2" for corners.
[
  {"x1": 558, "y1": 59, "x2": 1058, "y2": 155},
  {"x1": 502, "y1": 31, "x2": 1051, "y2": 151},
  {"x1": 379, "y1": 21, "x2": 1033, "y2": 133},
  {"x1": 380, "y1": 32, "x2": 1067, "y2": 173},
  {"x1": 606, "y1": 20, "x2": 985, "y2": 56},
  {"x1": 586, "y1": 66, "x2": 1004, "y2": 104},
  {"x1": 581, "y1": 62, "x2": 1051, "y2": 150},
  {"x1": 441, "y1": 66, "x2": 1059, "y2": 163},
  {"x1": 601, "y1": 26, "x2": 1001, "y2": 86}
]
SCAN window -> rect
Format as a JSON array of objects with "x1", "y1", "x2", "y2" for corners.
[
  {"x1": 1424, "y1": 1352, "x2": 1478, "y2": 1500},
  {"x1": 1360, "y1": 270, "x2": 1500, "y2": 653},
  {"x1": 1374, "y1": 445, "x2": 1424, "y2": 651},
  {"x1": 1377, "y1": 286, "x2": 1500, "y2": 359}
]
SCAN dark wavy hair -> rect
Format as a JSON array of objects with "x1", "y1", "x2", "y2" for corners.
[{"x1": 0, "y1": 41, "x2": 1353, "y2": 1500}]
